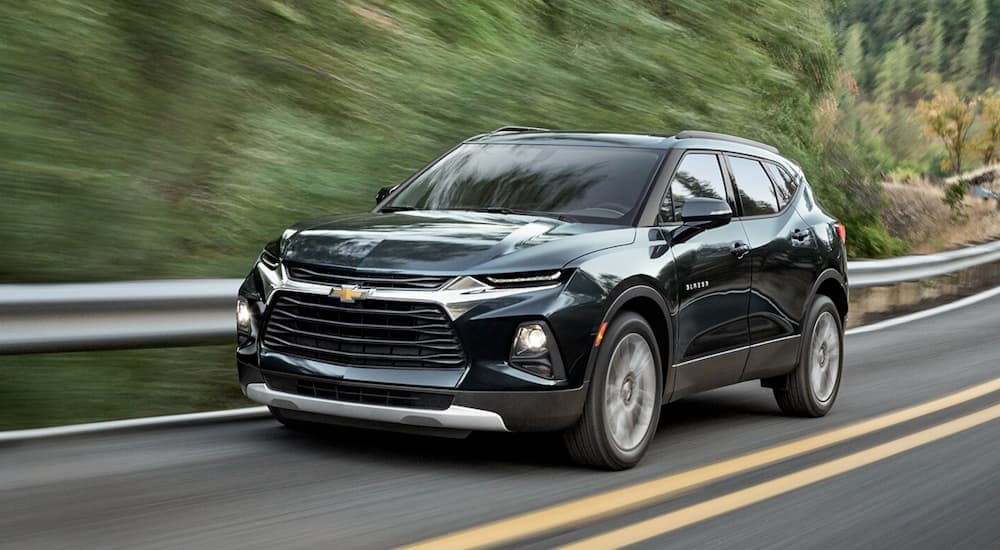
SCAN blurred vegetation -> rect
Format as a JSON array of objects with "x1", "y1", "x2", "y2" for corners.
[
  {"x1": 828, "y1": 0, "x2": 1000, "y2": 181},
  {"x1": 916, "y1": 88, "x2": 980, "y2": 174},
  {"x1": 0, "y1": 346, "x2": 246, "y2": 429},
  {"x1": 943, "y1": 179, "x2": 970, "y2": 217},
  {"x1": 3, "y1": 0, "x2": 907, "y2": 286},
  {"x1": 1, "y1": 1, "x2": 997, "y2": 427}
]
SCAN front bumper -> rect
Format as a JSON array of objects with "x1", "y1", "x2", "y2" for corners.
[
  {"x1": 240, "y1": 361, "x2": 588, "y2": 433},
  {"x1": 245, "y1": 383, "x2": 510, "y2": 432}
]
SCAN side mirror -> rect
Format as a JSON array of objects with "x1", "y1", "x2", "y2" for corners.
[
  {"x1": 679, "y1": 197, "x2": 732, "y2": 229},
  {"x1": 375, "y1": 185, "x2": 399, "y2": 205}
]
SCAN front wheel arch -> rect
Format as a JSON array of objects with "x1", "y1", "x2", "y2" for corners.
[
  {"x1": 564, "y1": 311, "x2": 664, "y2": 469},
  {"x1": 586, "y1": 284, "x2": 673, "y2": 399}
]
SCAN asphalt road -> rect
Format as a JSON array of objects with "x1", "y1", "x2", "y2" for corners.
[{"x1": 2, "y1": 294, "x2": 999, "y2": 550}]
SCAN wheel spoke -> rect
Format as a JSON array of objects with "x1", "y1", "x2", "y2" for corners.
[
  {"x1": 808, "y1": 311, "x2": 840, "y2": 403},
  {"x1": 604, "y1": 333, "x2": 657, "y2": 452}
]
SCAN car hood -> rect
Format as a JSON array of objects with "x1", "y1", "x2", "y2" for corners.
[{"x1": 280, "y1": 210, "x2": 635, "y2": 274}]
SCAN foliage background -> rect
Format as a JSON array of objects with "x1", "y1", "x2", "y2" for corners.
[
  {"x1": 2, "y1": 0, "x2": 898, "y2": 288},
  {"x1": 829, "y1": 0, "x2": 1000, "y2": 178},
  {"x1": 0, "y1": 1, "x2": 997, "y2": 428}
]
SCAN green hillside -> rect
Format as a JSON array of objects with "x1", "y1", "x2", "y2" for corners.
[{"x1": 2, "y1": 0, "x2": 903, "y2": 286}]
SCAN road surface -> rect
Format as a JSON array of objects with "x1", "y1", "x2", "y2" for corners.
[{"x1": 2, "y1": 294, "x2": 999, "y2": 549}]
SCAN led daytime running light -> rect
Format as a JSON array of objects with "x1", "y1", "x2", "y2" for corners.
[{"x1": 485, "y1": 271, "x2": 561, "y2": 285}]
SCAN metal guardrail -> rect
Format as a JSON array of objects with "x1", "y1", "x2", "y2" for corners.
[
  {"x1": 847, "y1": 240, "x2": 1000, "y2": 288},
  {"x1": 2, "y1": 240, "x2": 999, "y2": 354},
  {"x1": 0, "y1": 279, "x2": 238, "y2": 354}
]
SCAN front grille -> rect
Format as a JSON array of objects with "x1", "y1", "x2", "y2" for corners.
[
  {"x1": 285, "y1": 263, "x2": 451, "y2": 290},
  {"x1": 262, "y1": 293, "x2": 466, "y2": 369},
  {"x1": 263, "y1": 371, "x2": 453, "y2": 410}
]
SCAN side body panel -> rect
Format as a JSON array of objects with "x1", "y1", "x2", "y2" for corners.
[
  {"x1": 741, "y1": 176, "x2": 845, "y2": 381},
  {"x1": 668, "y1": 223, "x2": 751, "y2": 396},
  {"x1": 737, "y1": 202, "x2": 819, "y2": 380}
]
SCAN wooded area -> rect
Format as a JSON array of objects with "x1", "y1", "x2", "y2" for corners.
[{"x1": 7, "y1": 1, "x2": 994, "y2": 287}]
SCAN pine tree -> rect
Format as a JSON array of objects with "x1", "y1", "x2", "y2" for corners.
[
  {"x1": 842, "y1": 23, "x2": 866, "y2": 83},
  {"x1": 957, "y1": 0, "x2": 988, "y2": 89},
  {"x1": 876, "y1": 39, "x2": 915, "y2": 103},
  {"x1": 916, "y1": 0, "x2": 945, "y2": 73}
]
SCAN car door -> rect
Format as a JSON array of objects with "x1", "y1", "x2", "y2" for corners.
[
  {"x1": 663, "y1": 151, "x2": 752, "y2": 398},
  {"x1": 724, "y1": 154, "x2": 818, "y2": 381}
]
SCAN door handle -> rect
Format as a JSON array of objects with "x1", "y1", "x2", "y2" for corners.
[
  {"x1": 731, "y1": 241, "x2": 750, "y2": 259},
  {"x1": 791, "y1": 228, "x2": 809, "y2": 241}
]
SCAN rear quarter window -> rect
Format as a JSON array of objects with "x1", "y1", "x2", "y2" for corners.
[
  {"x1": 728, "y1": 156, "x2": 779, "y2": 216},
  {"x1": 764, "y1": 162, "x2": 800, "y2": 208}
]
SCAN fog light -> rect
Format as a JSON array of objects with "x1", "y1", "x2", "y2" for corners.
[
  {"x1": 514, "y1": 323, "x2": 548, "y2": 356},
  {"x1": 237, "y1": 297, "x2": 253, "y2": 335},
  {"x1": 509, "y1": 321, "x2": 564, "y2": 380}
]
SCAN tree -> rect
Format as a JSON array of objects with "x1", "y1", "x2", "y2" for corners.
[
  {"x1": 875, "y1": 39, "x2": 914, "y2": 104},
  {"x1": 957, "y1": 0, "x2": 988, "y2": 89},
  {"x1": 916, "y1": 1, "x2": 945, "y2": 74},
  {"x1": 978, "y1": 93, "x2": 1000, "y2": 165},
  {"x1": 916, "y1": 88, "x2": 978, "y2": 174},
  {"x1": 841, "y1": 23, "x2": 866, "y2": 83}
]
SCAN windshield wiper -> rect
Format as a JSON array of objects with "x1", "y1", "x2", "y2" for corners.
[
  {"x1": 380, "y1": 205, "x2": 420, "y2": 212},
  {"x1": 451, "y1": 207, "x2": 578, "y2": 222}
]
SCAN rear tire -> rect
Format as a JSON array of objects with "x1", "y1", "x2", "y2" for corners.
[
  {"x1": 773, "y1": 295, "x2": 843, "y2": 417},
  {"x1": 564, "y1": 312, "x2": 663, "y2": 470}
]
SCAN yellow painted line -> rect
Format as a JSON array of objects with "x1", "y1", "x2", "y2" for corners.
[
  {"x1": 400, "y1": 377, "x2": 1000, "y2": 550},
  {"x1": 562, "y1": 403, "x2": 1000, "y2": 549}
]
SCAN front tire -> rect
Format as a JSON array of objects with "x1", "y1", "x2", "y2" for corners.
[
  {"x1": 773, "y1": 295, "x2": 843, "y2": 417},
  {"x1": 564, "y1": 312, "x2": 663, "y2": 470},
  {"x1": 269, "y1": 406, "x2": 320, "y2": 432}
]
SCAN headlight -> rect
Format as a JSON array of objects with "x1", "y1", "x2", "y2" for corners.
[
  {"x1": 475, "y1": 270, "x2": 566, "y2": 288},
  {"x1": 237, "y1": 297, "x2": 253, "y2": 337},
  {"x1": 260, "y1": 240, "x2": 280, "y2": 268}
]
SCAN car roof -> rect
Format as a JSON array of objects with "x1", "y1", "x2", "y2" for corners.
[
  {"x1": 465, "y1": 129, "x2": 787, "y2": 163},
  {"x1": 466, "y1": 131, "x2": 676, "y2": 149}
]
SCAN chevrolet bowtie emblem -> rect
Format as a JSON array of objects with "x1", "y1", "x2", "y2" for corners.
[{"x1": 329, "y1": 284, "x2": 373, "y2": 303}]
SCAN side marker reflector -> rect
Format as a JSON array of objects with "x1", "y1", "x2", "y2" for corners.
[{"x1": 594, "y1": 322, "x2": 608, "y2": 347}]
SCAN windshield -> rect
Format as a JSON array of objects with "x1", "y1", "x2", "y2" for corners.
[{"x1": 386, "y1": 144, "x2": 663, "y2": 224}]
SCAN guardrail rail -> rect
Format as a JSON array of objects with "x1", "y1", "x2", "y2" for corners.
[{"x1": 3, "y1": 240, "x2": 999, "y2": 354}]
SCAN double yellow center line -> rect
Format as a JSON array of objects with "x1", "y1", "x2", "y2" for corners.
[{"x1": 402, "y1": 377, "x2": 1000, "y2": 550}]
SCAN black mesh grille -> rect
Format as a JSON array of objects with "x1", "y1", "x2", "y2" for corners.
[
  {"x1": 262, "y1": 371, "x2": 453, "y2": 410},
  {"x1": 285, "y1": 263, "x2": 451, "y2": 290},
  {"x1": 262, "y1": 293, "x2": 466, "y2": 369}
]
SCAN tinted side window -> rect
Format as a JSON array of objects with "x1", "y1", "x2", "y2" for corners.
[
  {"x1": 763, "y1": 163, "x2": 789, "y2": 207},
  {"x1": 729, "y1": 156, "x2": 778, "y2": 216},
  {"x1": 764, "y1": 162, "x2": 799, "y2": 208},
  {"x1": 663, "y1": 153, "x2": 727, "y2": 222}
]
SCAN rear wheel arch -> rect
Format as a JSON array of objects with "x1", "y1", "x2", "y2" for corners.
[
  {"x1": 765, "y1": 272, "x2": 847, "y2": 391},
  {"x1": 807, "y1": 269, "x2": 848, "y2": 325}
]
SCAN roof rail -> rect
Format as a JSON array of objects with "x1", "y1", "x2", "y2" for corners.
[
  {"x1": 490, "y1": 125, "x2": 550, "y2": 134},
  {"x1": 675, "y1": 130, "x2": 779, "y2": 154}
]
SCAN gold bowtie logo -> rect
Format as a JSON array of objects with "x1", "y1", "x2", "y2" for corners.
[{"x1": 329, "y1": 284, "x2": 372, "y2": 303}]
